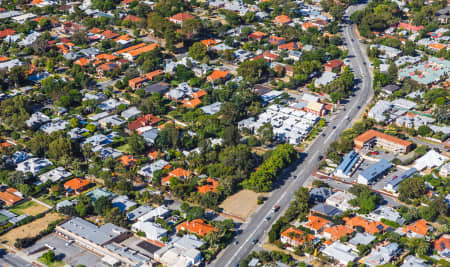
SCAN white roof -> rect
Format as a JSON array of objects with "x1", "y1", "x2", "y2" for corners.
[{"x1": 414, "y1": 150, "x2": 448, "y2": 171}]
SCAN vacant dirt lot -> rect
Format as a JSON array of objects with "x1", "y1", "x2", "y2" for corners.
[
  {"x1": 220, "y1": 189, "x2": 264, "y2": 220},
  {"x1": 10, "y1": 201, "x2": 50, "y2": 216},
  {"x1": 0, "y1": 213, "x2": 63, "y2": 245}
]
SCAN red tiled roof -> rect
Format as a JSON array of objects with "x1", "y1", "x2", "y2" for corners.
[
  {"x1": 176, "y1": 219, "x2": 217, "y2": 237},
  {"x1": 403, "y1": 219, "x2": 428, "y2": 236},
  {"x1": 170, "y1": 12, "x2": 195, "y2": 23},
  {"x1": 0, "y1": 29, "x2": 16, "y2": 38},
  {"x1": 344, "y1": 216, "x2": 389, "y2": 234},
  {"x1": 64, "y1": 178, "x2": 89, "y2": 191},
  {"x1": 197, "y1": 178, "x2": 219, "y2": 194},
  {"x1": 169, "y1": 168, "x2": 191, "y2": 178},
  {"x1": 324, "y1": 59, "x2": 344, "y2": 69},
  {"x1": 128, "y1": 114, "x2": 162, "y2": 131},
  {"x1": 354, "y1": 129, "x2": 412, "y2": 148}
]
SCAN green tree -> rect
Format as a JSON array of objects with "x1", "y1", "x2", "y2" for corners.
[
  {"x1": 40, "y1": 250, "x2": 56, "y2": 265},
  {"x1": 188, "y1": 42, "x2": 207, "y2": 61},
  {"x1": 94, "y1": 196, "x2": 112, "y2": 216},
  {"x1": 398, "y1": 176, "x2": 426, "y2": 201},
  {"x1": 128, "y1": 132, "x2": 146, "y2": 154}
]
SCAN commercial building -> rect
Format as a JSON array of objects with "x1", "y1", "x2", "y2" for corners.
[
  {"x1": 334, "y1": 151, "x2": 360, "y2": 178},
  {"x1": 357, "y1": 159, "x2": 392, "y2": 185},
  {"x1": 55, "y1": 217, "x2": 146, "y2": 265},
  {"x1": 354, "y1": 130, "x2": 413, "y2": 153},
  {"x1": 384, "y1": 168, "x2": 417, "y2": 194},
  {"x1": 414, "y1": 150, "x2": 448, "y2": 171}
]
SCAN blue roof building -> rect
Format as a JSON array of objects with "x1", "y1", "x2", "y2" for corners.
[
  {"x1": 335, "y1": 151, "x2": 360, "y2": 178},
  {"x1": 384, "y1": 168, "x2": 417, "y2": 193},
  {"x1": 358, "y1": 159, "x2": 392, "y2": 185}
]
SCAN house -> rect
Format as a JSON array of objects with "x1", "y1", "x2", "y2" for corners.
[
  {"x1": 128, "y1": 76, "x2": 148, "y2": 90},
  {"x1": 381, "y1": 84, "x2": 400, "y2": 95},
  {"x1": 122, "y1": 43, "x2": 159, "y2": 61},
  {"x1": 402, "y1": 219, "x2": 429, "y2": 238},
  {"x1": 197, "y1": 178, "x2": 219, "y2": 194},
  {"x1": 273, "y1": 15, "x2": 291, "y2": 25},
  {"x1": 280, "y1": 227, "x2": 314, "y2": 247},
  {"x1": 311, "y1": 203, "x2": 342, "y2": 218},
  {"x1": 176, "y1": 219, "x2": 217, "y2": 237},
  {"x1": 348, "y1": 232, "x2": 376, "y2": 250},
  {"x1": 121, "y1": 107, "x2": 142, "y2": 120},
  {"x1": 324, "y1": 59, "x2": 344, "y2": 72},
  {"x1": 434, "y1": 234, "x2": 450, "y2": 259},
  {"x1": 98, "y1": 115, "x2": 126, "y2": 127},
  {"x1": 414, "y1": 150, "x2": 448, "y2": 171},
  {"x1": 64, "y1": 178, "x2": 90, "y2": 194},
  {"x1": 112, "y1": 195, "x2": 137, "y2": 212},
  {"x1": 248, "y1": 31, "x2": 268, "y2": 41},
  {"x1": 398, "y1": 22, "x2": 424, "y2": 32},
  {"x1": 144, "y1": 82, "x2": 169, "y2": 95},
  {"x1": 364, "y1": 243, "x2": 400, "y2": 267},
  {"x1": 315, "y1": 71, "x2": 337, "y2": 87},
  {"x1": 207, "y1": 70, "x2": 230, "y2": 82},
  {"x1": 322, "y1": 242, "x2": 358, "y2": 265},
  {"x1": 137, "y1": 206, "x2": 171, "y2": 222},
  {"x1": 39, "y1": 167, "x2": 72, "y2": 184},
  {"x1": 401, "y1": 255, "x2": 430, "y2": 267},
  {"x1": 182, "y1": 98, "x2": 202, "y2": 109},
  {"x1": 154, "y1": 243, "x2": 202, "y2": 267},
  {"x1": 86, "y1": 188, "x2": 117, "y2": 202},
  {"x1": 325, "y1": 191, "x2": 356, "y2": 212},
  {"x1": 344, "y1": 216, "x2": 390, "y2": 235},
  {"x1": 304, "y1": 214, "x2": 330, "y2": 234},
  {"x1": 168, "y1": 168, "x2": 191, "y2": 179},
  {"x1": 26, "y1": 112, "x2": 50, "y2": 128},
  {"x1": 0, "y1": 188, "x2": 24, "y2": 206},
  {"x1": 309, "y1": 187, "x2": 332, "y2": 202},
  {"x1": 141, "y1": 128, "x2": 159, "y2": 144},
  {"x1": 440, "y1": 162, "x2": 450, "y2": 178},
  {"x1": 127, "y1": 205, "x2": 154, "y2": 221},
  {"x1": 268, "y1": 36, "x2": 286, "y2": 45},
  {"x1": 74, "y1": 58, "x2": 91, "y2": 67},
  {"x1": 354, "y1": 129, "x2": 413, "y2": 153},
  {"x1": 128, "y1": 114, "x2": 162, "y2": 132},
  {"x1": 16, "y1": 158, "x2": 53, "y2": 175},
  {"x1": 368, "y1": 206, "x2": 405, "y2": 225},
  {"x1": 169, "y1": 12, "x2": 195, "y2": 25},
  {"x1": 138, "y1": 160, "x2": 170, "y2": 179},
  {"x1": 131, "y1": 221, "x2": 167, "y2": 241},
  {"x1": 201, "y1": 102, "x2": 222, "y2": 115},
  {"x1": 322, "y1": 225, "x2": 354, "y2": 241},
  {"x1": 357, "y1": 159, "x2": 392, "y2": 185}
]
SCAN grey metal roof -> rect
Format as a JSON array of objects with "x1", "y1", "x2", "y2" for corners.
[
  {"x1": 359, "y1": 159, "x2": 392, "y2": 182},
  {"x1": 57, "y1": 217, "x2": 127, "y2": 246},
  {"x1": 311, "y1": 203, "x2": 342, "y2": 217}
]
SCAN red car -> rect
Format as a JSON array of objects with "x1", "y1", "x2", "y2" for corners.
[{"x1": 372, "y1": 151, "x2": 379, "y2": 155}]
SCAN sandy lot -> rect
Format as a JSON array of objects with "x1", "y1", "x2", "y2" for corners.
[
  {"x1": 10, "y1": 201, "x2": 50, "y2": 216},
  {"x1": 0, "y1": 213, "x2": 63, "y2": 245},
  {"x1": 219, "y1": 189, "x2": 264, "y2": 220}
]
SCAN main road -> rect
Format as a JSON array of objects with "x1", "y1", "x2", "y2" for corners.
[{"x1": 211, "y1": 3, "x2": 373, "y2": 267}]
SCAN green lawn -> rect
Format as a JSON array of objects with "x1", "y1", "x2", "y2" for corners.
[
  {"x1": 9, "y1": 201, "x2": 35, "y2": 215},
  {"x1": 116, "y1": 143, "x2": 131, "y2": 153}
]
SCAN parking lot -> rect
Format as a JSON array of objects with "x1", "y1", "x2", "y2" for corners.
[
  {"x1": 27, "y1": 233, "x2": 104, "y2": 267},
  {"x1": 372, "y1": 168, "x2": 405, "y2": 191}
]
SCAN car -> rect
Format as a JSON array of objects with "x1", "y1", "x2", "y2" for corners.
[
  {"x1": 357, "y1": 105, "x2": 360, "y2": 109},
  {"x1": 393, "y1": 175, "x2": 398, "y2": 179},
  {"x1": 332, "y1": 126, "x2": 336, "y2": 129},
  {"x1": 293, "y1": 175, "x2": 297, "y2": 179},
  {"x1": 265, "y1": 216, "x2": 271, "y2": 221},
  {"x1": 322, "y1": 133, "x2": 326, "y2": 137},
  {"x1": 318, "y1": 155, "x2": 323, "y2": 161},
  {"x1": 372, "y1": 151, "x2": 379, "y2": 155},
  {"x1": 272, "y1": 205, "x2": 280, "y2": 212},
  {"x1": 252, "y1": 238, "x2": 258, "y2": 244},
  {"x1": 234, "y1": 241, "x2": 239, "y2": 245}
]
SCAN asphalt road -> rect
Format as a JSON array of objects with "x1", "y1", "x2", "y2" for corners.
[{"x1": 210, "y1": 4, "x2": 373, "y2": 267}]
